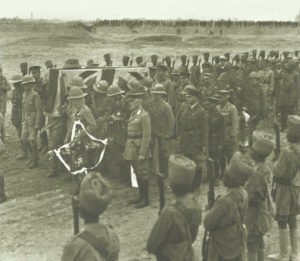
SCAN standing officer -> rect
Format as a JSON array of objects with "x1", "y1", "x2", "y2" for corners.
[
  {"x1": 258, "y1": 59, "x2": 274, "y2": 110},
  {"x1": 217, "y1": 89, "x2": 239, "y2": 174},
  {"x1": 269, "y1": 115, "x2": 300, "y2": 261},
  {"x1": 149, "y1": 84, "x2": 175, "y2": 177},
  {"x1": 10, "y1": 75, "x2": 27, "y2": 159},
  {"x1": 100, "y1": 84, "x2": 127, "y2": 180},
  {"x1": 29, "y1": 65, "x2": 48, "y2": 154},
  {"x1": 178, "y1": 85, "x2": 207, "y2": 189},
  {"x1": 241, "y1": 72, "x2": 266, "y2": 144},
  {"x1": 123, "y1": 85, "x2": 151, "y2": 208},
  {"x1": 21, "y1": 75, "x2": 42, "y2": 169},
  {"x1": 205, "y1": 96, "x2": 225, "y2": 185}
]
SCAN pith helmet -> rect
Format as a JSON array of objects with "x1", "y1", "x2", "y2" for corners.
[
  {"x1": 21, "y1": 75, "x2": 35, "y2": 85},
  {"x1": 106, "y1": 84, "x2": 125, "y2": 97},
  {"x1": 67, "y1": 86, "x2": 88, "y2": 100},
  {"x1": 93, "y1": 80, "x2": 109, "y2": 94}
]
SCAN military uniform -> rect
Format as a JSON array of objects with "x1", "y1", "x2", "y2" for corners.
[
  {"x1": 241, "y1": 73, "x2": 266, "y2": 144},
  {"x1": 149, "y1": 85, "x2": 175, "y2": 176},
  {"x1": 270, "y1": 115, "x2": 300, "y2": 260},
  {"x1": 278, "y1": 72, "x2": 296, "y2": 130},
  {"x1": 124, "y1": 98, "x2": 151, "y2": 208},
  {"x1": 178, "y1": 99, "x2": 207, "y2": 187},
  {"x1": 258, "y1": 66, "x2": 274, "y2": 108},
  {"x1": 245, "y1": 162, "x2": 272, "y2": 261},
  {"x1": 204, "y1": 160, "x2": 250, "y2": 261},
  {"x1": 11, "y1": 82, "x2": 24, "y2": 139},
  {"x1": 217, "y1": 100, "x2": 239, "y2": 167},
  {"x1": 204, "y1": 188, "x2": 248, "y2": 261},
  {"x1": 0, "y1": 74, "x2": 10, "y2": 140},
  {"x1": 21, "y1": 78, "x2": 42, "y2": 168},
  {"x1": 147, "y1": 154, "x2": 202, "y2": 261}
]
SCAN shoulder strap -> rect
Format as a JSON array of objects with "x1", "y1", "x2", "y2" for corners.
[{"x1": 79, "y1": 230, "x2": 109, "y2": 259}]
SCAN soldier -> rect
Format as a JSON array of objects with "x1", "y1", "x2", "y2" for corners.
[
  {"x1": 215, "y1": 56, "x2": 227, "y2": 78},
  {"x1": 123, "y1": 85, "x2": 151, "y2": 208},
  {"x1": 268, "y1": 115, "x2": 300, "y2": 261},
  {"x1": 204, "y1": 159, "x2": 250, "y2": 261},
  {"x1": 29, "y1": 65, "x2": 48, "y2": 154},
  {"x1": 122, "y1": 55, "x2": 130, "y2": 66},
  {"x1": 190, "y1": 55, "x2": 201, "y2": 88},
  {"x1": 241, "y1": 72, "x2": 266, "y2": 144},
  {"x1": 164, "y1": 56, "x2": 173, "y2": 75},
  {"x1": 205, "y1": 96, "x2": 225, "y2": 185},
  {"x1": 258, "y1": 59, "x2": 274, "y2": 109},
  {"x1": 245, "y1": 56, "x2": 258, "y2": 77},
  {"x1": 136, "y1": 56, "x2": 146, "y2": 67},
  {"x1": 104, "y1": 53, "x2": 112, "y2": 66},
  {"x1": 20, "y1": 62, "x2": 28, "y2": 76},
  {"x1": 178, "y1": 55, "x2": 189, "y2": 74},
  {"x1": 277, "y1": 64, "x2": 297, "y2": 131},
  {"x1": 86, "y1": 59, "x2": 99, "y2": 68},
  {"x1": 100, "y1": 84, "x2": 127, "y2": 180},
  {"x1": 252, "y1": 49, "x2": 258, "y2": 60},
  {"x1": 178, "y1": 85, "x2": 207, "y2": 189},
  {"x1": 273, "y1": 61, "x2": 284, "y2": 115},
  {"x1": 10, "y1": 75, "x2": 27, "y2": 159},
  {"x1": 61, "y1": 171, "x2": 120, "y2": 260},
  {"x1": 245, "y1": 138, "x2": 274, "y2": 261},
  {"x1": 65, "y1": 86, "x2": 97, "y2": 143},
  {"x1": 0, "y1": 66, "x2": 11, "y2": 140},
  {"x1": 216, "y1": 90, "x2": 239, "y2": 174},
  {"x1": 212, "y1": 56, "x2": 220, "y2": 77},
  {"x1": 149, "y1": 84, "x2": 175, "y2": 177},
  {"x1": 154, "y1": 62, "x2": 176, "y2": 112},
  {"x1": 147, "y1": 154, "x2": 202, "y2": 261},
  {"x1": 21, "y1": 75, "x2": 42, "y2": 169},
  {"x1": 200, "y1": 73, "x2": 216, "y2": 100},
  {"x1": 90, "y1": 80, "x2": 109, "y2": 120},
  {"x1": 150, "y1": 54, "x2": 158, "y2": 67}
]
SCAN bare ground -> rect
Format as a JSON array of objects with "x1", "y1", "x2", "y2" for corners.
[{"x1": 0, "y1": 25, "x2": 299, "y2": 260}]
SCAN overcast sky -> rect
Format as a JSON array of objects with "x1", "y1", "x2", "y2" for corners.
[{"x1": 1, "y1": 0, "x2": 299, "y2": 21}]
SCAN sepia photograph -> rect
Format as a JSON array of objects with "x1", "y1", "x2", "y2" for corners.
[{"x1": 0, "y1": 0, "x2": 300, "y2": 260}]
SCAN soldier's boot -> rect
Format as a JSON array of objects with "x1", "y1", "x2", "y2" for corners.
[
  {"x1": 0, "y1": 175, "x2": 7, "y2": 204},
  {"x1": 257, "y1": 248, "x2": 265, "y2": 261},
  {"x1": 16, "y1": 141, "x2": 28, "y2": 160},
  {"x1": 290, "y1": 229, "x2": 300, "y2": 261},
  {"x1": 129, "y1": 178, "x2": 142, "y2": 204},
  {"x1": 135, "y1": 179, "x2": 149, "y2": 209},
  {"x1": 247, "y1": 250, "x2": 257, "y2": 261},
  {"x1": 268, "y1": 229, "x2": 289, "y2": 261},
  {"x1": 29, "y1": 141, "x2": 39, "y2": 169}
]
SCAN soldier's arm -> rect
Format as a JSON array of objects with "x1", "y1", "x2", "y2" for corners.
[
  {"x1": 147, "y1": 208, "x2": 172, "y2": 254},
  {"x1": 260, "y1": 86, "x2": 267, "y2": 115},
  {"x1": 34, "y1": 93, "x2": 42, "y2": 129},
  {"x1": 164, "y1": 103, "x2": 175, "y2": 137},
  {"x1": 203, "y1": 198, "x2": 228, "y2": 231},
  {"x1": 270, "y1": 70, "x2": 275, "y2": 94},
  {"x1": 139, "y1": 113, "x2": 151, "y2": 157},
  {"x1": 231, "y1": 105, "x2": 239, "y2": 136},
  {"x1": 200, "y1": 109, "x2": 208, "y2": 152},
  {"x1": 273, "y1": 149, "x2": 289, "y2": 179}
]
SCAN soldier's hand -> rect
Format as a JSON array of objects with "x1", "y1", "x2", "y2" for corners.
[{"x1": 138, "y1": 155, "x2": 145, "y2": 160}]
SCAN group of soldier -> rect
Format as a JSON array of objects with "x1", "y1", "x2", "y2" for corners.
[{"x1": 0, "y1": 49, "x2": 300, "y2": 260}]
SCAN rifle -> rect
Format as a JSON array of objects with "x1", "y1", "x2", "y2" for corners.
[
  {"x1": 72, "y1": 178, "x2": 82, "y2": 235},
  {"x1": 152, "y1": 137, "x2": 165, "y2": 214},
  {"x1": 271, "y1": 121, "x2": 280, "y2": 201},
  {"x1": 202, "y1": 158, "x2": 215, "y2": 261}
]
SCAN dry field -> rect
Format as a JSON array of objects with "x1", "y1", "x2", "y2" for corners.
[{"x1": 0, "y1": 23, "x2": 300, "y2": 261}]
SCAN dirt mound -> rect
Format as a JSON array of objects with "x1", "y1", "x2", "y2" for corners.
[
  {"x1": 131, "y1": 35, "x2": 182, "y2": 43},
  {"x1": 185, "y1": 35, "x2": 235, "y2": 47}
]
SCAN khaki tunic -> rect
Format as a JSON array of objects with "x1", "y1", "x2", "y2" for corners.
[{"x1": 273, "y1": 143, "x2": 300, "y2": 217}]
